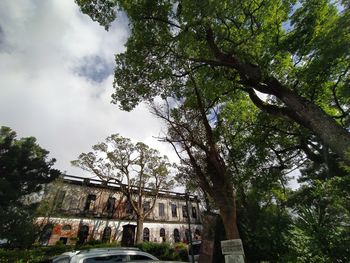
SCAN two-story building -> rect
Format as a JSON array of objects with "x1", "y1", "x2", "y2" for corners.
[{"x1": 37, "y1": 175, "x2": 202, "y2": 246}]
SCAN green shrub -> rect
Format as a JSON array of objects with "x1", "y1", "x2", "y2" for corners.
[
  {"x1": 136, "y1": 242, "x2": 188, "y2": 261},
  {"x1": 0, "y1": 244, "x2": 73, "y2": 262},
  {"x1": 174, "y1": 242, "x2": 189, "y2": 261}
]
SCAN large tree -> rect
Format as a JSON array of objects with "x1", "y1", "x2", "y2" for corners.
[
  {"x1": 72, "y1": 134, "x2": 173, "y2": 244},
  {"x1": 0, "y1": 126, "x2": 60, "y2": 248},
  {"x1": 76, "y1": 0, "x2": 350, "y2": 162}
]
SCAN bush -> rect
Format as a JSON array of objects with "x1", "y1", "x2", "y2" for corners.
[
  {"x1": 174, "y1": 242, "x2": 189, "y2": 261},
  {"x1": 136, "y1": 242, "x2": 188, "y2": 261}
]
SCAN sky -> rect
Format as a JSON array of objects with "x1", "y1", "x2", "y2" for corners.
[{"x1": 0, "y1": 0, "x2": 178, "y2": 177}]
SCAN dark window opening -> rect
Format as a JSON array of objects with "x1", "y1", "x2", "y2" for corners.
[
  {"x1": 59, "y1": 237, "x2": 68, "y2": 245},
  {"x1": 84, "y1": 194, "x2": 96, "y2": 212},
  {"x1": 77, "y1": 225, "x2": 89, "y2": 245},
  {"x1": 192, "y1": 207, "x2": 197, "y2": 219},
  {"x1": 106, "y1": 197, "x2": 116, "y2": 213},
  {"x1": 194, "y1": 228, "x2": 201, "y2": 240},
  {"x1": 159, "y1": 203, "x2": 165, "y2": 217},
  {"x1": 182, "y1": 205, "x2": 188, "y2": 218},
  {"x1": 62, "y1": 224, "x2": 71, "y2": 231},
  {"x1": 125, "y1": 200, "x2": 133, "y2": 214},
  {"x1": 143, "y1": 227, "x2": 150, "y2": 242},
  {"x1": 171, "y1": 204, "x2": 177, "y2": 217},
  {"x1": 160, "y1": 228, "x2": 166, "y2": 242},
  {"x1": 185, "y1": 229, "x2": 190, "y2": 243},
  {"x1": 55, "y1": 190, "x2": 66, "y2": 209},
  {"x1": 160, "y1": 228, "x2": 165, "y2": 237},
  {"x1": 39, "y1": 224, "x2": 53, "y2": 245},
  {"x1": 102, "y1": 227, "x2": 112, "y2": 243},
  {"x1": 143, "y1": 201, "x2": 150, "y2": 212},
  {"x1": 174, "y1": 228, "x2": 180, "y2": 243}
]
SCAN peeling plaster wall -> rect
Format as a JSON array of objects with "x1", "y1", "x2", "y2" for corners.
[
  {"x1": 37, "y1": 177, "x2": 202, "y2": 246},
  {"x1": 36, "y1": 217, "x2": 202, "y2": 246}
]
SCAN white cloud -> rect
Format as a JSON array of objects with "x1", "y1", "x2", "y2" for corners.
[{"x1": 0, "y1": 0, "x2": 178, "y2": 177}]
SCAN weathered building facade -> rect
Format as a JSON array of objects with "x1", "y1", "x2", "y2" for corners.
[{"x1": 37, "y1": 175, "x2": 202, "y2": 246}]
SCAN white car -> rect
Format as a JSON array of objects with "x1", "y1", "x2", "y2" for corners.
[{"x1": 52, "y1": 247, "x2": 159, "y2": 263}]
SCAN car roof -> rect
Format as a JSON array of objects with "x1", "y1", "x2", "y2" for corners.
[{"x1": 55, "y1": 247, "x2": 159, "y2": 263}]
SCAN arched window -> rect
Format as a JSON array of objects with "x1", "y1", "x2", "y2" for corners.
[
  {"x1": 102, "y1": 227, "x2": 112, "y2": 243},
  {"x1": 174, "y1": 229, "x2": 180, "y2": 243},
  {"x1": 62, "y1": 224, "x2": 72, "y2": 231},
  {"x1": 160, "y1": 228, "x2": 166, "y2": 242},
  {"x1": 77, "y1": 225, "x2": 89, "y2": 245},
  {"x1": 194, "y1": 228, "x2": 201, "y2": 240},
  {"x1": 159, "y1": 228, "x2": 165, "y2": 237},
  {"x1": 143, "y1": 228, "x2": 150, "y2": 242},
  {"x1": 160, "y1": 228, "x2": 165, "y2": 237},
  {"x1": 185, "y1": 229, "x2": 190, "y2": 243},
  {"x1": 39, "y1": 223, "x2": 53, "y2": 245}
]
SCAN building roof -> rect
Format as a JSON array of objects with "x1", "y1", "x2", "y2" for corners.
[{"x1": 61, "y1": 174, "x2": 199, "y2": 202}]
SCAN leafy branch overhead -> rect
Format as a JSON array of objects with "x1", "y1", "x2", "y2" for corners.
[{"x1": 76, "y1": 0, "x2": 350, "y2": 162}]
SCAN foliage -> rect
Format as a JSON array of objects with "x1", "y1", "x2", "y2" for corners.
[
  {"x1": 136, "y1": 241, "x2": 188, "y2": 261},
  {"x1": 237, "y1": 188, "x2": 293, "y2": 262},
  {"x1": 0, "y1": 126, "x2": 60, "y2": 248},
  {"x1": 74, "y1": 0, "x2": 350, "y2": 259},
  {"x1": 72, "y1": 134, "x2": 174, "y2": 243},
  {"x1": 76, "y1": 0, "x2": 350, "y2": 161},
  {"x1": 286, "y1": 176, "x2": 350, "y2": 262},
  {"x1": 0, "y1": 242, "x2": 119, "y2": 263}
]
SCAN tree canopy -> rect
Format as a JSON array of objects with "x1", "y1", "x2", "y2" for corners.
[
  {"x1": 0, "y1": 126, "x2": 60, "y2": 248},
  {"x1": 72, "y1": 133, "x2": 173, "y2": 243},
  {"x1": 74, "y1": 0, "x2": 350, "y2": 260},
  {"x1": 76, "y1": 0, "x2": 350, "y2": 161}
]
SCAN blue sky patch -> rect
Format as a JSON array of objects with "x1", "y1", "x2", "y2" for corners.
[{"x1": 76, "y1": 55, "x2": 113, "y2": 83}]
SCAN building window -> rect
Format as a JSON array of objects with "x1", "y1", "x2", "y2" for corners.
[
  {"x1": 185, "y1": 229, "x2": 190, "y2": 243},
  {"x1": 143, "y1": 201, "x2": 150, "y2": 212},
  {"x1": 143, "y1": 228, "x2": 150, "y2": 242},
  {"x1": 59, "y1": 237, "x2": 68, "y2": 245},
  {"x1": 182, "y1": 205, "x2": 188, "y2": 218},
  {"x1": 194, "y1": 228, "x2": 201, "y2": 240},
  {"x1": 192, "y1": 207, "x2": 197, "y2": 219},
  {"x1": 55, "y1": 190, "x2": 66, "y2": 209},
  {"x1": 174, "y1": 229, "x2": 180, "y2": 243},
  {"x1": 106, "y1": 197, "x2": 116, "y2": 213},
  {"x1": 62, "y1": 224, "x2": 71, "y2": 231},
  {"x1": 84, "y1": 194, "x2": 96, "y2": 212},
  {"x1": 77, "y1": 225, "x2": 89, "y2": 245},
  {"x1": 102, "y1": 227, "x2": 112, "y2": 243},
  {"x1": 159, "y1": 203, "x2": 165, "y2": 217},
  {"x1": 171, "y1": 204, "x2": 177, "y2": 217},
  {"x1": 125, "y1": 200, "x2": 133, "y2": 214},
  {"x1": 160, "y1": 228, "x2": 165, "y2": 242},
  {"x1": 39, "y1": 224, "x2": 53, "y2": 245}
]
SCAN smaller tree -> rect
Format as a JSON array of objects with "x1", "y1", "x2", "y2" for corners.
[
  {"x1": 0, "y1": 126, "x2": 60, "y2": 248},
  {"x1": 72, "y1": 134, "x2": 173, "y2": 243}
]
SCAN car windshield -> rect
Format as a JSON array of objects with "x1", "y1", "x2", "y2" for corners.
[{"x1": 84, "y1": 254, "x2": 128, "y2": 262}]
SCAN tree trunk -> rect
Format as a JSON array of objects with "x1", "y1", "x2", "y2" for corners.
[
  {"x1": 220, "y1": 206, "x2": 240, "y2": 239},
  {"x1": 266, "y1": 78, "x2": 350, "y2": 162},
  {"x1": 205, "y1": 28, "x2": 350, "y2": 162},
  {"x1": 135, "y1": 216, "x2": 144, "y2": 244},
  {"x1": 213, "y1": 186, "x2": 240, "y2": 239}
]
